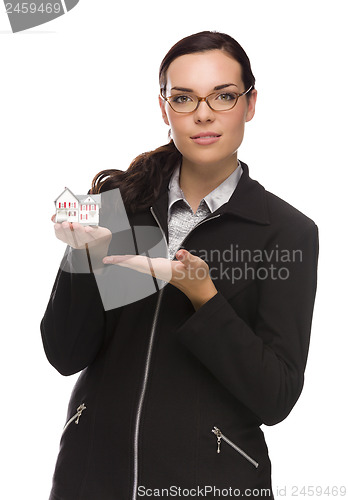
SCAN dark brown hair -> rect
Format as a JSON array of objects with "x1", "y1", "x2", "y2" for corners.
[{"x1": 90, "y1": 31, "x2": 256, "y2": 213}]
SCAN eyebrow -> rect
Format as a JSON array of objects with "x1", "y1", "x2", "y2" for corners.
[
  {"x1": 171, "y1": 83, "x2": 238, "y2": 92},
  {"x1": 170, "y1": 83, "x2": 238, "y2": 92}
]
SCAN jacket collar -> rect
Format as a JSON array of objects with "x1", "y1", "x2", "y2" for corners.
[{"x1": 150, "y1": 161, "x2": 270, "y2": 241}]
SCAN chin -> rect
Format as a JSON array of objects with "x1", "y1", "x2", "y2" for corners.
[{"x1": 186, "y1": 151, "x2": 229, "y2": 166}]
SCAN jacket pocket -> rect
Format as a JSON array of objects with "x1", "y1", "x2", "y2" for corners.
[
  {"x1": 61, "y1": 403, "x2": 87, "y2": 437},
  {"x1": 211, "y1": 426, "x2": 259, "y2": 469}
]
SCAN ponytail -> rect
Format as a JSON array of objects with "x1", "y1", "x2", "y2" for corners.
[{"x1": 90, "y1": 140, "x2": 181, "y2": 213}]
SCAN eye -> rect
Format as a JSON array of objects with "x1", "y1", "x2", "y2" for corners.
[
  {"x1": 216, "y1": 92, "x2": 237, "y2": 101},
  {"x1": 171, "y1": 94, "x2": 194, "y2": 104}
]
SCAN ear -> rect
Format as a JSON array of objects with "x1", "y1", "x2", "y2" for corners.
[
  {"x1": 158, "y1": 94, "x2": 170, "y2": 126},
  {"x1": 245, "y1": 89, "x2": 257, "y2": 123}
]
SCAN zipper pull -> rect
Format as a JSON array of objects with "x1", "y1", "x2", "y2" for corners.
[
  {"x1": 75, "y1": 403, "x2": 87, "y2": 424},
  {"x1": 212, "y1": 426, "x2": 222, "y2": 453}
]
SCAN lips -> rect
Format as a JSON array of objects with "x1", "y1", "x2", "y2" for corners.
[
  {"x1": 190, "y1": 132, "x2": 221, "y2": 139},
  {"x1": 190, "y1": 132, "x2": 222, "y2": 146}
]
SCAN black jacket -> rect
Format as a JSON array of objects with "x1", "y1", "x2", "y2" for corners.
[{"x1": 41, "y1": 161, "x2": 319, "y2": 500}]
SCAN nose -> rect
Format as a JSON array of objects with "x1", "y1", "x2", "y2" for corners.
[{"x1": 194, "y1": 99, "x2": 215, "y2": 122}]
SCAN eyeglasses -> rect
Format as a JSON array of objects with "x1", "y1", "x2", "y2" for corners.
[{"x1": 160, "y1": 85, "x2": 253, "y2": 113}]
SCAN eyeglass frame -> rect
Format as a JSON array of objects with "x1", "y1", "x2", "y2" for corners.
[{"x1": 159, "y1": 85, "x2": 254, "y2": 113}]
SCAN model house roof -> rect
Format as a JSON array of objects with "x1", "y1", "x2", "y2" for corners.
[
  {"x1": 54, "y1": 187, "x2": 101, "y2": 206},
  {"x1": 76, "y1": 194, "x2": 102, "y2": 205}
]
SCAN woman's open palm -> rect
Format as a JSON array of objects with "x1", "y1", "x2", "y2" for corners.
[{"x1": 52, "y1": 214, "x2": 112, "y2": 250}]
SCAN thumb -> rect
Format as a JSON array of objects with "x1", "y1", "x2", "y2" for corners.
[{"x1": 176, "y1": 249, "x2": 195, "y2": 264}]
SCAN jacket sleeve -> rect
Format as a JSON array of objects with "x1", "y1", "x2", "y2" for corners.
[
  {"x1": 40, "y1": 245, "x2": 108, "y2": 376},
  {"x1": 175, "y1": 221, "x2": 319, "y2": 426}
]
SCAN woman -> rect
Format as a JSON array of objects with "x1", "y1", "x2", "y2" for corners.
[{"x1": 41, "y1": 31, "x2": 319, "y2": 500}]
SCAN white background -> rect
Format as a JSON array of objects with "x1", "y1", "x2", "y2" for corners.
[{"x1": 1, "y1": 1, "x2": 347, "y2": 498}]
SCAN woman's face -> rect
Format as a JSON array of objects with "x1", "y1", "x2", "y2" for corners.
[{"x1": 159, "y1": 49, "x2": 257, "y2": 170}]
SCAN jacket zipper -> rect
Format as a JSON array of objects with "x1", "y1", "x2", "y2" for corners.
[
  {"x1": 131, "y1": 284, "x2": 165, "y2": 500},
  {"x1": 130, "y1": 208, "x2": 222, "y2": 500},
  {"x1": 61, "y1": 403, "x2": 87, "y2": 436},
  {"x1": 211, "y1": 426, "x2": 259, "y2": 468}
]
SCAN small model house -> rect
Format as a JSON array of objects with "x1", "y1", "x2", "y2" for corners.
[{"x1": 55, "y1": 187, "x2": 101, "y2": 226}]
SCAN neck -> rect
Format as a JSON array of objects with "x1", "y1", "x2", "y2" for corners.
[{"x1": 179, "y1": 154, "x2": 239, "y2": 201}]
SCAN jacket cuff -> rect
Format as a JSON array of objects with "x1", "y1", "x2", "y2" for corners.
[{"x1": 176, "y1": 291, "x2": 235, "y2": 346}]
